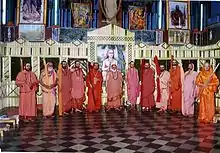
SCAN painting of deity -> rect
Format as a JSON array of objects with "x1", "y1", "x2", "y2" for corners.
[
  {"x1": 96, "y1": 44, "x2": 126, "y2": 82},
  {"x1": 71, "y1": 3, "x2": 91, "y2": 28},
  {"x1": 128, "y1": 6, "x2": 146, "y2": 30},
  {"x1": 167, "y1": 1, "x2": 189, "y2": 29},
  {"x1": 17, "y1": 0, "x2": 47, "y2": 24}
]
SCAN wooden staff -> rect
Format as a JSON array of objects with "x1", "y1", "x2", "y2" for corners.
[
  {"x1": 58, "y1": 64, "x2": 63, "y2": 116},
  {"x1": 88, "y1": 62, "x2": 96, "y2": 106},
  {"x1": 199, "y1": 63, "x2": 220, "y2": 95},
  {"x1": 42, "y1": 58, "x2": 51, "y2": 114},
  {"x1": 20, "y1": 58, "x2": 23, "y2": 71},
  {"x1": 168, "y1": 55, "x2": 174, "y2": 109}
]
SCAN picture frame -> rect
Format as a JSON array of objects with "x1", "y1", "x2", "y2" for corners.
[
  {"x1": 128, "y1": 6, "x2": 146, "y2": 30},
  {"x1": 166, "y1": 0, "x2": 190, "y2": 30},
  {"x1": 71, "y1": 2, "x2": 92, "y2": 28},
  {"x1": 168, "y1": 29, "x2": 190, "y2": 45},
  {"x1": 16, "y1": 0, "x2": 47, "y2": 24},
  {"x1": 19, "y1": 24, "x2": 45, "y2": 42}
]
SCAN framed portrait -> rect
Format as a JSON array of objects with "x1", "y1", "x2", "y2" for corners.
[
  {"x1": 98, "y1": 0, "x2": 122, "y2": 27},
  {"x1": 71, "y1": 3, "x2": 92, "y2": 28},
  {"x1": 166, "y1": 0, "x2": 190, "y2": 30},
  {"x1": 96, "y1": 44, "x2": 126, "y2": 81},
  {"x1": 17, "y1": 0, "x2": 47, "y2": 24},
  {"x1": 128, "y1": 6, "x2": 146, "y2": 30},
  {"x1": 19, "y1": 24, "x2": 45, "y2": 42}
]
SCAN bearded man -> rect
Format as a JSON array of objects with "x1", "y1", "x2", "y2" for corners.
[
  {"x1": 70, "y1": 60, "x2": 85, "y2": 113},
  {"x1": 106, "y1": 64, "x2": 123, "y2": 111},
  {"x1": 57, "y1": 61, "x2": 71, "y2": 116},
  {"x1": 86, "y1": 62, "x2": 103, "y2": 112},
  {"x1": 16, "y1": 63, "x2": 38, "y2": 122},
  {"x1": 40, "y1": 62, "x2": 57, "y2": 118},
  {"x1": 156, "y1": 65, "x2": 170, "y2": 112},
  {"x1": 141, "y1": 62, "x2": 155, "y2": 111},
  {"x1": 126, "y1": 61, "x2": 139, "y2": 110}
]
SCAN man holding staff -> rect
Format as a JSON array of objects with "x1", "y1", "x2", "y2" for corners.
[{"x1": 196, "y1": 62, "x2": 219, "y2": 123}]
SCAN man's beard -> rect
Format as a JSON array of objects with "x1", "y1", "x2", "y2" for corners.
[
  {"x1": 160, "y1": 69, "x2": 164, "y2": 72},
  {"x1": 25, "y1": 68, "x2": 30, "y2": 71},
  {"x1": 62, "y1": 66, "x2": 67, "y2": 69},
  {"x1": 112, "y1": 69, "x2": 117, "y2": 72}
]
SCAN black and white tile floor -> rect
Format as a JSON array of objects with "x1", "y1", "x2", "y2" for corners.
[{"x1": 1, "y1": 111, "x2": 220, "y2": 153}]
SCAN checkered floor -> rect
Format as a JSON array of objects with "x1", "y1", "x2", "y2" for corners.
[{"x1": 1, "y1": 110, "x2": 220, "y2": 153}]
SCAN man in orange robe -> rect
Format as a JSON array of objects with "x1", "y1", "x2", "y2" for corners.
[
  {"x1": 196, "y1": 62, "x2": 219, "y2": 123},
  {"x1": 57, "y1": 61, "x2": 72, "y2": 116},
  {"x1": 169, "y1": 60, "x2": 182, "y2": 112},
  {"x1": 16, "y1": 63, "x2": 38, "y2": 122},
  {"x1": 86, "y1": 62, "x2": 103, "y2": 113},
  {"x1": 106, "y1": 64, "x2": 123, "y2": 111},
  {"x1": 141, "y1": 63, "x2": 155, "y2": 111},
  {"x1": 70, "y1": 61, "x2": 85, "y2": 113}
]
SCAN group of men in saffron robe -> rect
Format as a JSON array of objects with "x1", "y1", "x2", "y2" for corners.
[{"x1": 16, "y1": 59, "x2": 219, "y2": 124}]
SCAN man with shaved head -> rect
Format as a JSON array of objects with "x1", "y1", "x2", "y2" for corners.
[
  {"x1": 169, "y1": 60, "x2": 182, "y2": 113},
  {"x1": 156, "y1": 64, "x2": 170, "y2": 112},
  {"x1": 16, "y1": 63, "x2": 38, "y2": 122},
  {"x1": 140, "y1": 62, "x2": 155, "y2": 111},
  {"x1": 196, "y1": 62, "x2": 219, "y2": 123},
  {"x1": 183, "y1": 63, "x2": 198, "y2": 117},
  {"x1": 126, "y1": 61, "x2": 139, "y2": 110}
]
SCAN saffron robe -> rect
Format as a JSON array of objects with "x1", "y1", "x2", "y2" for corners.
[
  {"x1": 16, "y1": 70, "x2": 38, "y2": 117},
  {"x1": 126, "y1": 68, "x2": 140, "y2": 105},
  {"x1": 170, "y1": 66, "x2": 182, "y2": 111},
  {"x1": 58, "y1": 68, "x2": 71, "y2": 115},
  {"x1": 156, "y1": 70, "x2": 170, "y2": 110},
  {"x1": 183, "y1": 70, "x2": 198, "y2": 116},
  {"x1": 40, "y1": 70, "x2": 57, "y2": 116},
  {"x1": 141, "y1": 68, "x2": 155, "y2": 108},
  {"x1": 196, "y1": 68, "x2": 219, "y2": 123},
  {"x1": 86, "y1": 69, "x2": 103, "y2": 112},
  {"x1": 70, "y1": 68, "x2": 85, "y2": 109},
  {"x1": 106, "y1": 71, "x2": 123, "y2": 109}
]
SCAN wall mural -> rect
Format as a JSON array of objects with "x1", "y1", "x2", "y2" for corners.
[
  {"x1": 19, "y1": 24, "x2": 45, "y2": 42},
  {"x1": 59, "y1": 28, "x2": 88, "y2": 43},
  {"x1": 17, "y1": 0, "x2": 47, "y2": 24},
  {"x1": 128, "y1": 6, "x2": 146, "y2": 30},
  {"x1": 96, "y1": 44, "x2": 126, "y2": 81},
  {"x1": 135, "y1": 31, "x2": 156, "y2": 44},
  {"x1": 71, "y1": 3, "x2": 92, "y2": 28}
]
